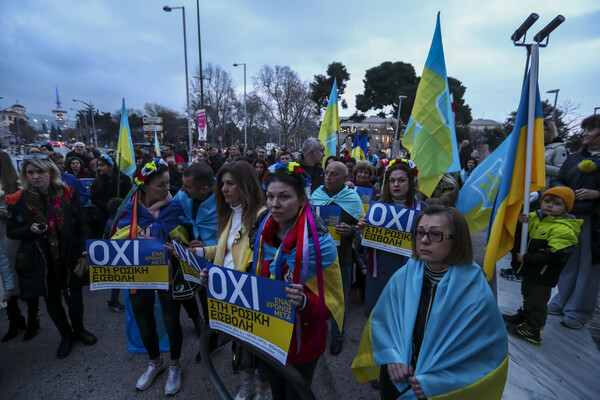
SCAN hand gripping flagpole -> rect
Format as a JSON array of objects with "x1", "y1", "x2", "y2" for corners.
[{"x1": 519, "y1": 43, "x2": 538, "y2": 254}]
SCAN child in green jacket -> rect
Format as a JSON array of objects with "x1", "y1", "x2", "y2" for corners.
[{"x1": 503, "y1": 186, "x2": 583, "y2": 345}]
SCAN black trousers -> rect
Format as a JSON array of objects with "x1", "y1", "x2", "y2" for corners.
[
  {"x1": 129, "y1": 289, "x2": 183, "y2": 360},
  {"x1": 44, "y1": 284, "x2": 84, "y2": 338},
  {"x1": 259, "y1": 357, "x2": 319, "y2": 400}
]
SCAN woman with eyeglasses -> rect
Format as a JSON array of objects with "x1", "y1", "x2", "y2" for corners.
[
  {"x1": 356, "y1": 159, "x2": 427, "y2": 317},
  {"x1": 352, "y1": 205, "x2": 508, "y2": 400},
  {"x1": 5, "y1": 156, "x2": 96, "y2": 359}
]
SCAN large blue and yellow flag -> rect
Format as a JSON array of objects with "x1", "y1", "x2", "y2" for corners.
[
  {"x1": 402, "y1": 13, "x2": 461, "y2": 197},
  {"x1": 116, "y1": 98, "x2": 136, "y2": 178},
  {"x1": 456, "y1": 137, "x2": 509, "y2": 235},
  {"x1": 318, "y1": 78, "x2": 339, "y2": 167},
  {"x1": 481, "y1": 70, "x2": 545, "y2": 280},
  {"x1": 351, "y1": 129, "x2": 367, "y2": 161},
  {"x1": 351, "y1": 259, "x2": 508, "y2": 399}
]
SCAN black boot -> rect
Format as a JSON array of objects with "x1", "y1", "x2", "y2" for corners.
[
  {"x1": 73, "y1": 327, "x2": 97, "y2": 346},
  {"x1": 57, "y1": 332, "x2": 73, "y2": 359},
  {"x1": 2, "y1": 298, "x2": 26, "y2": 342},
  {"x1": 2, "y1": 314, "x2": 26, "y2": 342},
  {"x1": 23, "y1": 311, "x2": 40, "y2": 341}
]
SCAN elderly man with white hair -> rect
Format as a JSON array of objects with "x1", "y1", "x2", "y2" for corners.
[{"x1": 65, "y1": 142, "x2": 91, "y2": 169}]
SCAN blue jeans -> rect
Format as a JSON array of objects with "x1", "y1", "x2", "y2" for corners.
[{"x1": 330, "y1": 263, "x2": 351, "y2": 340}]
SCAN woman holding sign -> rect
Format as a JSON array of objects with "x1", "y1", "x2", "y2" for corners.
[
  {"x1": 191, "y1": 161, "x2": 271, "y2": 400},
  {"x1": 352, "y1": 205, "x2": 508, "y2": 399},
  {"x1": 111, "y1": 159, "x2": 187, "y2": 395},
  {"x1": 248, "y1": 162, "x2": 344, "y2": 400},
  {"x1": 5, "y1": 156, "x2": 95, "y2": 359},
  {"x1": 357, "y1": 159, "x2": 427, "y2": 317}
]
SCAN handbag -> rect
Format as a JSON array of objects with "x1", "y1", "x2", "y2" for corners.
[{"x1": 231, "y1": 341, "x2": 258, "y2": 373}]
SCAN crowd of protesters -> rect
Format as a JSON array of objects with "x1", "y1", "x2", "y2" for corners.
[{"x1": 1, "y1": 114, "x2": 599, "y2": 399}]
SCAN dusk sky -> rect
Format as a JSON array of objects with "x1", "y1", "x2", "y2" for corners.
[{"x1": 1, "y1": 0, "x2": 598, "y2": 128}]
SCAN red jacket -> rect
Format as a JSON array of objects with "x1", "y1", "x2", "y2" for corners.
[
  {"x1": 256, "y1": 216, "x2": 331, "y2": 364},
  {"x1": 163, "y1": 153, "x2": 186, "y2": 164}
]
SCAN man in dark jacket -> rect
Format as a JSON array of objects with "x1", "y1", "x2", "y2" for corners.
[{"x1": 298, "y1": 137, "x2": 325, "y2": 196}]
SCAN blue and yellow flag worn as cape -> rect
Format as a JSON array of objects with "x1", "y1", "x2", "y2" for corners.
[
  {"x1": 112, "y1": 192, "x2": 189, "y2": 244},
  {"x1": 351, "y1": 259, "x2": 508, "y2": 399},
  {"x1": 311, "y1": 185, "x2": 365, "y2": 221},
  {"x1": 169, "y1": 190, "x2": 218, "y2": 245}
]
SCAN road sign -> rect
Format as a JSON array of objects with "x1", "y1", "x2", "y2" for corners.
[
  {"x1": 143, "y1": 116, "x2": 162, "y2": 124},
  {"x1": 143, "y1": 125, "x2": 163, "y2": 132},
  {"x1": 218, "y1": 135, "x2": 223, "y2": 142}
]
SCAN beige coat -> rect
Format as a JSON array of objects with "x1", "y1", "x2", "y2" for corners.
[{"x1": 203, "y1": 206, "x2": 266, "y2": 271}]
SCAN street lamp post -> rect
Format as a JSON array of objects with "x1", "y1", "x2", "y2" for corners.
[
  {"x1": 392, "y1": 95, "x2": 407, "y2": 159},
  {"x1": 546, "y1": 89, "x2": 559, "y2": 124},
  {"x1": 72, "y1": 99, "x2": 97, "y2": 146},
  {"x1": 164, "y1": 5, "x2": 193, "y2": 160},
  {"x1": 233, "y1": 63, "x2": 247, "y2": 150}
]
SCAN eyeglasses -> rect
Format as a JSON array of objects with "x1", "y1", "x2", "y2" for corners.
[
  {"x1": 23, "y1": 154, "x2": 49, "y2": 160},
  {"x1": 414, "y1": 229, "x2": 453, "y2": 242}
]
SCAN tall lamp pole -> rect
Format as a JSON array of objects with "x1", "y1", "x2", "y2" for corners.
[
  {"x1": 392, "y1": 95, "x2": 407, "y2": 159},
  {"x1": 233, "y1": 63, "x2": 247, "y2": 151},
  {"x1": 72, "y1": 99, "x2": 97, "y2": 146},
  {"x1": 546, "y1": 89, "x2": 559, "y2": 124},
  {"x1": 164, "y1": 5, "x2": 193, "y2": 159}
]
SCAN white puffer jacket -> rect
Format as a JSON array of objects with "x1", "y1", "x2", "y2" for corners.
[{"x1": 545, "y1": 141, "x2": 568, "y2": 186}]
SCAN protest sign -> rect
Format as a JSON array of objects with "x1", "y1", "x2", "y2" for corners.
[
  {"x1": 355, "y1": 186, "x2": 374, "y2": 213},
  {"x1": 315, "y1": 205, "x2": 341, "y2": 245},
  {"x1": 171, "y1": 240, "x2": 205, "y2": 284},
  {"x1": 206, "y1": 264, "x2": 295, "y2": 365},
  {"x1": 361, "y1": 202, "x2": 419, "y2": 256},
  {"x1": 86, "y1": 239, "x2": 168, "y2": 290}
]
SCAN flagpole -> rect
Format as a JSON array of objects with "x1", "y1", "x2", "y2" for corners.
[{"x1": 520, "y1": 43, "x2": 539, "y2": 254}]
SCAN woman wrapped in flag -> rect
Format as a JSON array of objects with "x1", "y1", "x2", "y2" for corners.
[
  {"x1": 352, "y1": 205, "x2": 508, "y2": 399},
  {"x1": 240, "y1": 162, "x2": 344, "y2": 399},
  {"x1": 110, "y1": 158, "x2": 189, "y2": 395}
]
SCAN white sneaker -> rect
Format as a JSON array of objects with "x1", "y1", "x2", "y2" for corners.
[
  {"x1": 165, "y1": 364, "x2": 182, "y2": 395},
  {"x1": 136, "y1": 359, "x2": 166, "y2": 391},
  {"x1": 254, "y1": 387, "x2": 273, "y2": 400},
  {"x1": 234, "y1": 376, "x2": 258, "y2": 400}
]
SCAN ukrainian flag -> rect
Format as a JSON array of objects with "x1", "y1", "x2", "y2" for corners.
[
  {"x1": 481, "y1": 69, "x2": 545, "y2": 280},
  {"x1": 351, "y1": 259, "x2": 508, "y2": 399},
  {"x1": 116, "y1": 98, "x2": 136, "y2": 178},
  {"x1": 318, "y1": 78, "x2": 339, "y2": 167},
  {"x1": 351, "y1": 129, "x2": 367, "y2": 161},
  {"x1": 402, "y1": 13, "x2": 461, "y2": 197}
]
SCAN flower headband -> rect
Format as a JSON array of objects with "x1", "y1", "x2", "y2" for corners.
[
  {"x1": 263, "y1": 161, "x2": 312, "y2": 190},
  {"x1": 134, "y1": 158, "x2": 168, "y2": 186},
  {"x1": 100, "y1": 154, "x2": 114, "y2": 167},
  {"x1": 384, "y1": 158, "x2": 419, "y2": 177}
]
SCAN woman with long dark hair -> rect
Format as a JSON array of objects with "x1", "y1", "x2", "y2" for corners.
[
  {"x1": 189, "y1": 161, "x2": 270, "y2": 399},
  {"x1": 6, "y1": 156, "x2": 95, "y2": 358},
  {"x1": 238, "y1": 162, "x2": 343, "y2": 399},
  {"x1": 357, "y1": 159, "x2": 427, "y2": 317}
]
